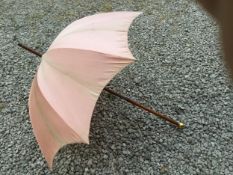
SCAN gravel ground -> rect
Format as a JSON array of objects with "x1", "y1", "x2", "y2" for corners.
[{"x1": 1, "y1": 0, "x2": 233, "y2": 174}]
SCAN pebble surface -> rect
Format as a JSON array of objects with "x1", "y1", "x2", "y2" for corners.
[{"x1": 1, "y1": 0, "x2": 233, "y2": 174}]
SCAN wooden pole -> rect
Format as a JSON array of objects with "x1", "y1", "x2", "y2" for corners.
[{"x1": 18, "y1": 43, "x2": 184, "y2": 128}]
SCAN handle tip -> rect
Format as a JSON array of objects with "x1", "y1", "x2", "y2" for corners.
[{"x1": 178, "y1": 122, "x2": 185, "y2": 128}]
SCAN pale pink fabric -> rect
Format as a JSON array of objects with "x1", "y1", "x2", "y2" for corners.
[{"x1": 29, "y1": 11, "x2": 141, "y2": 168}]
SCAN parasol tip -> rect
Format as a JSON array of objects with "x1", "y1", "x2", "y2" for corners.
[{"x1": 178, "y1": 122, "x2": 185, "y2": 129}]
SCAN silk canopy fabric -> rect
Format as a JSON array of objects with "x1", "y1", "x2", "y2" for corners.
[{"x1": 29, "y1": 11, "x2": 141, "y2": 168}]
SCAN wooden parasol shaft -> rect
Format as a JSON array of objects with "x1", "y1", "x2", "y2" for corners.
[{"x1": 18, "y1": 43, "x2": 184, "y2": 128}]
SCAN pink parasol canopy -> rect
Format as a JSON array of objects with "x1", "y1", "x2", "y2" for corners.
[{"x1": 28, "y1": 11, "x2": 142, "y2": 168}]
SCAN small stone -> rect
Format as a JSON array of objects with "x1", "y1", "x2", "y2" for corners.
[
  {"x1": 87, "y1": 159, "x2": 92, "y2": 166},
  {"x1": 123, "y1": 150, "x2": 130, "y2": 155},
  {"x1": 0, "y1": 102, "x2": 6, "y2": 111},
  {"x1": 103, "y1": 154, "x2": 108, "y2": 159},
  {"x1": 160, "y1": 165, "x2": 169, "y2": 174}
]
